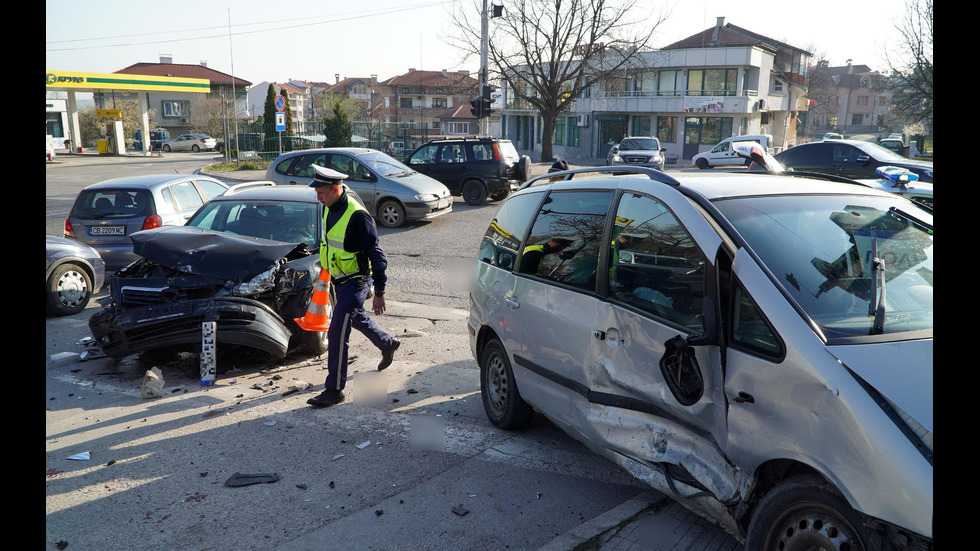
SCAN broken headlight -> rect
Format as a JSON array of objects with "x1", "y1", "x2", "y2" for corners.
[{"x1": 231, "y1": 261, "x2": 281, "y2": 296}]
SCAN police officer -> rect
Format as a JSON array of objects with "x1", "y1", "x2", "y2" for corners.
[{"x1": 306, "y1": 165, "x2": 400, "y2": 408}]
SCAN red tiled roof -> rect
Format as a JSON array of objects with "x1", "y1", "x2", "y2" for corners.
[
  {"x1": 662, "y1": 23, "x2": 779, "y2": 53},
  {"x1": 115, "y1": 62, "x2": 251, "y2": 87},
  {"x1": 384, "y1": 70, "x2": 478, "y2": 88}
]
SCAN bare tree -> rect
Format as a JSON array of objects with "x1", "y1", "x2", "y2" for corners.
[
  {"x1": 448, "y1": 0, "x2": 667, "y2": 162},
  {"x1": 885, "y1": 0, "x2": 932, "y2": 130}
]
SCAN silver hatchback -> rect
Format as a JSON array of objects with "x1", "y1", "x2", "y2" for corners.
[
  {"x1": 469, "y1": 166, "x2": 932, "y2": 549},
  {"x1": 265, "y1": 147, "x2": 452, "y2": 228},
  {"x1": 65, "y1": 174, "x2": 230, "y2": 270}
]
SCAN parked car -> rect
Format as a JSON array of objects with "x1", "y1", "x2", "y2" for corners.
[
  {"x1": 691, "y1": 134, "x2": 773, "y2": 169},
  {"x1": 64, "y1": 174, "x2": 231, "y2": 270},
  {"x1": 470, "y1": 165, "x2": 932, "y2": 549},
  {"x1": 161, "y1": 133, "x2": 217, "y2": 152},
  {"x1": 774, "y1": 139, "x2": 933, "y2": 182},
  {"x1": 387, "y1": 141, "x2": 405, "y2": 157},
  {"x1": 217, "y1": 132, "x2": 265, "y2": 153},
  {"x1": 265, "y1": 147, "x2": 452, "y2": 228},
  {"x1": 88, "y1": 184, "x2": 348, "y2": 361},
  {"x1": 403, "y1": 136, "x2": 531, "y2": 205},
  {"x1": 606, "y1": 136, "x2": 667, "y2": 170},
  {"x1": 822, "y1": 132, "x2": 844, "y2": 140},
  {"x1": 46, "y1": 235, "x2": 106, "y2": 316},
  {"x1": 877, "y1": 137, "x2": 908, "y2": 156}
]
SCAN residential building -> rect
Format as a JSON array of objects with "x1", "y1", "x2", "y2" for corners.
[
  {"x1": 320, "y1": 75, "x2": 386, "y2": 121},
  {"x1": 370, "y1": 69, "x2": 485, "y2": 150},
  {"x1": 245, "y1": 80, "x2": 308, "y2": 126},
  {"x1": 499, "y1": 17, "x2": 812, "y2": 165},
  {"x1": 808, "y1": 62, "x2": 893, "y2": 135},
  {"x1": 108, "y1": 56, "x2": 250, "y2": 137}
]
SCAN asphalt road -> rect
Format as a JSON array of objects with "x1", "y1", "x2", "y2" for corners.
[{"x1": 45, "y1": 152, "x2": 742, "y2": 551}]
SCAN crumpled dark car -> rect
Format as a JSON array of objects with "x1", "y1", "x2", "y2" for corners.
[{"x1": 88, "y1": 225, "x2": 327, "y2": 361}]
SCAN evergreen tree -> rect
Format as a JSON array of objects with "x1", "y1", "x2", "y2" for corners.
[
  {"x1": 322, "y1": 94, "x2": 354, "y2": 147},
  {"x1": 263, "y1": 84, "x2": 277, "y2": 140}
]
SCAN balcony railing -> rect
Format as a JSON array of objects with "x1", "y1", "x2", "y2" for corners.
[{"x1": 600, "y1": 89, "x2": 758, "y2": 98}]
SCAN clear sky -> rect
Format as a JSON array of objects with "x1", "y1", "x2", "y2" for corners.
[{"x1": 46, "y1": 0, "x2": 909, "y2": 87}]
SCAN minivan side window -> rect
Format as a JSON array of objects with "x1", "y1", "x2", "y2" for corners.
[
  {"x1": 608, "y1": 192, "x2": 706, "y2": 331},
  {"x1": 480, "y1": 192, "x2": 543, "y2": 270},
  {"x1": 518, "y1": 190, "x2": 612, "y2": 291},
  {"x1": 731, "y1": 280, "x2": 783, "y2": 358}
]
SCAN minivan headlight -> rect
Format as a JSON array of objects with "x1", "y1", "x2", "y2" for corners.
[{"x1": 415, "y1": 193, "x2": 439, "y2": 202}]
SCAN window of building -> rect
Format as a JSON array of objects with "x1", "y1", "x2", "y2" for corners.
[
  {"x1": 432, "y1": 97, "x2": 447, "y2": 108},
  {"x1": 435, "y1": 88, "x2": 444, "y2": 94},
  {"x1": 827, "y1": 116, "x2": 837, "y2": 127},
  {"x1": 657, "y1": 116, "x2": 677, "y2": 143},
  {"x1": 857, "y1": 96, "x2": 869, "y2": 106},
  {"x1": 683, "y1": 116, "x2": 733, "y2": 145},
  {"x1": 583, "y1": 78, "x2": 591, "y2": 98},
  {"x1": 851, "y1": 114, "x2": 863, "y2": 125},
  {"x1": 567, "y1": 118, "x2": 581, "y2": 147},
  {"x1": 162, "y1": 101, "x2": 190, "y2": 118},
  {"x1": 687, "y1": 69, "x2": 738, "y2": 96},
  {"x1": 400, "y1": 88, "x2": 409, "y2": 93},
  {"x1": 444, "y1": 121, "x2": 469, "y2": 134},
  {"x1": 658, "y1": 70, "x2": 680, "y2": 96},
  {"x1": 773, "y1": 79, "x2": 784, "y2": 92},
  {"x1": 400, "y1": 98, "x2": 413, "y2": 108},
  {"x1": 877, "y1": 96, "x2": 888, "y2": 105},
  {"x1": 553, "y1": 117, "x2": 566, "y2": 145},
  {"x1": 631, "y1": 116, "x2": 652, "y2": 136}
]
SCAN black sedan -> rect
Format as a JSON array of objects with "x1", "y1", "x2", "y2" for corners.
[
  {"x1": 88, "y1": 185, "x2": 340, "y2": 361},
  {"x1": 774, "y1": 139, "x2": 933, "y2": 182}
]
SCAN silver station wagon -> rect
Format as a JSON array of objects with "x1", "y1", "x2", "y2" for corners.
[{"x1": 468, "y1": 166, "x2": 933, "y2": 550}]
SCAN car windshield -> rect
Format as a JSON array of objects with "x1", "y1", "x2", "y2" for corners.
[
  {"x1": 620, "y1": 138, "x2": 660, "y2": 150},
  {"x1": 715, "y1": 195, "x2": 933, "y2": 340},
  {"x1": 357, "y1": 151, "x2": 414, "y2": 176},
  {"x1": 186, "y1": 199, "x2": 320, "y2": 248},
  {"x1": 858, "y1": 141, "x2": 909, "y2": 161}
]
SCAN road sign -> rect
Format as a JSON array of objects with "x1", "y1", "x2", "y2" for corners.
[
  {"x1": 275, "y1": 112, "x2": 286, "y2": 132},
  {"x1": 275, "y1": 95, "x2": 285, "y2": 112},
  {"x1": 95, "y1": 109, "x2": 122, "y2": 118}
]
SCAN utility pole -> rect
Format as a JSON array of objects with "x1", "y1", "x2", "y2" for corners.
[{"x1": 480, "y1": 0, "x2": 489, "y2": 136}]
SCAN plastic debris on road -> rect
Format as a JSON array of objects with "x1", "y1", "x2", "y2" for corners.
[
  {"x1": 224, "y1": 472, "x2": 281, "y2": 487},
  {"x1": 357, "y1": 441, "x2": 371, "y2": 449},
  {"x1": 67, "y1": 451, "x2": 91, "y2": 461},
  {"x1": 140, "y1": 367, "x2": 165, "y2": 399}
]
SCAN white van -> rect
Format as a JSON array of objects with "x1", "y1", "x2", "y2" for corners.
[{"x1": 692, "y1": 134, "x2": 772, "y2": 169}]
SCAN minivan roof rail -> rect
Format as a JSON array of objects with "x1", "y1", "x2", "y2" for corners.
[{"x1": 520, "y1": 166, "x2": 681, "y2": 190}]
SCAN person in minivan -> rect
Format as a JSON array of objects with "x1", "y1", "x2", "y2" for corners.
[{"x1": 520, "y1": 237, "x2": 573, "y2": 275}]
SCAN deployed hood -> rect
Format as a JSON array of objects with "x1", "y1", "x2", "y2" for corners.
[
  {"x1": 827, "y1": 339, "x2": 933, "y2": 434},
  {"x1": 130, "y1": 226, "x2": 304, "y2": 279}
]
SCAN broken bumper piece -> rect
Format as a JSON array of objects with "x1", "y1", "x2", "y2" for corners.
[{"x1": 88, "y1": 296, "x2": 294, "y2": 361}]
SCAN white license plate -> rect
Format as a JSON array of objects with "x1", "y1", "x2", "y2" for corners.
[{"x1": 91, "y1": 226, "x2": 125, "y2": 236}]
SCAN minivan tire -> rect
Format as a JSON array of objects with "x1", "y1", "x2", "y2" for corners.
[
  {"x1": 377, "y1": 199, "x2": 406, "y2": 228},
  {"x1": 744, "y1": 474, "x2": 876, "y2": 551},
  {"x1": 696, "y1": 158, "x2": 709, "y2": 169},
  {"x1": 480, "y1": 338, "x2": 534, "y2": 429},
  {"x1": 462, "y1": 180, "x2": 488, "y2": 206}
]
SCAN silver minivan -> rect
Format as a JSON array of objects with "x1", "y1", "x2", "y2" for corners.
[
  {"x1": 265, "y1": 147, "x2": 452, "y2": 228},
  {"x1": 468, "y1": 166, "x2": 932, "y2": 549}
]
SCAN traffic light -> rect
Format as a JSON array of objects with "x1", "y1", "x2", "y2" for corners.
[
  {"x1": 481, "y1": 97, "x2": 492, "y2": 118},
  {"x1": 470, "y1": 97, "x2": 483, "y2": 118}
]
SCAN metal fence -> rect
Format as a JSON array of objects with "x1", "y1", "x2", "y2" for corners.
[{"x1": 223, "y1": 119, "x2": 441, "y2": 160}]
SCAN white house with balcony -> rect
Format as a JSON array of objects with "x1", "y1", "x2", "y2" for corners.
[{"x1": 498, "y1": 17, "x2": 811, "y2": 165}]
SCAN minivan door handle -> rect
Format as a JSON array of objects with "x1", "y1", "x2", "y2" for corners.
[
  {"x1": 504, "y1": 297, "x2": 520, "y2": 309},
  {"x1": 732, "y1": 391, "x2": 755, "y2": 404}
]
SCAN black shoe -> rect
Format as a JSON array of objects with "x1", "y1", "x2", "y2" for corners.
[
  {"x1": 378, "y1": 338, "x2": 401, "y2": 371},
  {"x1": 307, "y1": 390, "x2": 344, "y2": 408}
]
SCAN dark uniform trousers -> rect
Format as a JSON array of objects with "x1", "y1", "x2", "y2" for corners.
[{"x1": 324, "y1": 275, "x2": 395, "y2": 391}]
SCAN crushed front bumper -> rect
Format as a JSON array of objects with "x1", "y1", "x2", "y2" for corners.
[{"x1": 88, "y1": 296, "x2": 294, "y2": 360}]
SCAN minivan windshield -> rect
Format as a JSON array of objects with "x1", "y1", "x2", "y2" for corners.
[
  {"x1": 356, "y1": 151, "x2": 414, "y2": 176},
  {"x1": 715, "y1": 195, "x2": 933, "y2": 340}
]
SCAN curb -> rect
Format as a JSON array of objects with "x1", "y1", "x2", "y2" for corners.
[{"x1": 535, "y1": 491, "x2": 662, "y2": 551}]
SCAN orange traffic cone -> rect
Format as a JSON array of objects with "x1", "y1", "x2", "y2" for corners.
[{"x1": 295, "y1": 269, "x2": 332, "y2": 332}]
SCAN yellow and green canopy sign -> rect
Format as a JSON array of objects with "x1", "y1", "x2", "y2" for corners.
[{"x1": 45, "y1": 71, "x2": 210, "y2": 93}]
